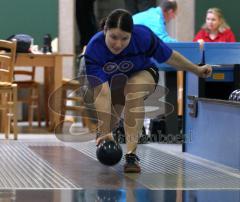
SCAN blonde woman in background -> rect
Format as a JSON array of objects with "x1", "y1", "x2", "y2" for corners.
[{"x1": 193, "y1": 8, "x2": 236, "y2": 44}]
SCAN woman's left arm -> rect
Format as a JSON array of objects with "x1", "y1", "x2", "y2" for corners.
[{"x1": 166, "y1": 50, "x2": 212, "y2": 78}]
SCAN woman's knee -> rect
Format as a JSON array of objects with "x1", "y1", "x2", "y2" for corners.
[{"x1": 124, "y1": 76, "x2": 155, "y2": 99}]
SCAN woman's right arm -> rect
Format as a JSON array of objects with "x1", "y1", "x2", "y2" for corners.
[{"x1": 93, "y1": 82, "x2": 112, "y2": 135}]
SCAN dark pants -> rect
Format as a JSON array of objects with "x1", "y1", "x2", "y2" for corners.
[
  {"x1": 76, "y1": 0, "x2": 98, "y2": 49},
  {"x1": 124, "y1": 0, "x2": 156, "y2": 14}
]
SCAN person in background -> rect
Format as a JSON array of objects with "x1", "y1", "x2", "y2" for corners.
[
  {"x1": 76, "y1": 0, "x2": 98, "y2": 51},
  {"x1": 124, "y1": 0, "x2": 156, "y2": 15},
  {"x1": 133, "y1": 0, "x2": 177, "y2": 42},
  {"x1": 84, "y1": 9, "x2": 212, "y2": 173},
  {"x1": 132, "y1": 0, "x2": 179, "y2": 134},
  {"x1": 193, "y1": 8, "x2": 236, "y2": 44}
]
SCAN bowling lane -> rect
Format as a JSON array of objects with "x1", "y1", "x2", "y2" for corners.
[
  {"x1": 0, "y1": 136, "x2": 239, "y2": 190},
  {"x1": 28, "y1": 141, "x2": 240, "y2": 190},
  {"x1": 30, "y1": 145, "x2": 145, "y2": 189}
]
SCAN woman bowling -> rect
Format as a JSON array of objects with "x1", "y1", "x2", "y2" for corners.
[{"x1": 84, "y1": 9, "x2": 212, "y2": 173}]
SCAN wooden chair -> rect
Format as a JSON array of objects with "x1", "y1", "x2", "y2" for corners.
[
  {"x1": 0, "y1": 40, "x2": 18, "y2": 139},
  {"x1": 60, "y1": 78, "x2": 97, "y2": 133},
  {"x1": 13, "y1": 66, "x2": 41, "y2": 128},
  {"x1": 59, "y1": 47, "x2": 97, "y2": 133},
  {"x1": 61, "y1": 79, "x2": 86, "y2": 127}
]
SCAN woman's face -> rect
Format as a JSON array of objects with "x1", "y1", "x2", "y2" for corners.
[
  {"x1": 105, "y1": 28, "x2": 131, "y2": 55},
  {"x1": 206, "y1": 12, "x2": 221, "y2": 32}
]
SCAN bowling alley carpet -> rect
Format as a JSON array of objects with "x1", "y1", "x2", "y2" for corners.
[{"x1": 0, "y1": 134, "x2": 239, "y2": 190}]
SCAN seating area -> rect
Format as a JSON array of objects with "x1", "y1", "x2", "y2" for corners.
[
  {"x1": 0, "y1": 40, "x2": 18, "y2": 139},
  {"x1": 13, "y1": 66, "x2": 42, "y2": 128},
  {"x1": 60, "y1": 78, "x2": 97, "y2": 133},
  {"x1": 0, "y1": 40, "x2": 95, "y2": 139}
]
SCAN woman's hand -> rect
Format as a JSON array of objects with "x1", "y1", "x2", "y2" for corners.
[
  {"x1": 195, "y1": 64, "x2": 212, "y2": 78},
  {"x1": 96, "y1": 132, "x2": 114, "y2": 146},
  {"x1": 166, "y1": 51, "x2": 212, "y2": 77}
]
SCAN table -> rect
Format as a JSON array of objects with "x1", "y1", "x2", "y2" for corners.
[{"x1": 15, "y1": 53, "x2": 73, "y2": 131}]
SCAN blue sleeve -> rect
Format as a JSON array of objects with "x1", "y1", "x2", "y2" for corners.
[
  {"x1": 132, "y1": 25, "x2": 173, "y2": 63},
  {"x1": 85, "y1": 45, "x2": 108, "y2": 87},
  {"x1": 153, "y1": 36, "x2": 173, "y2": 63},
  {"x1": 144, "y1": 27, "x2": 173, "y2": 63}
]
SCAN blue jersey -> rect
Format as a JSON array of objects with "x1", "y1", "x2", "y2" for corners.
[{"x1": 85, "y1": 25, "x2": 172, "y2": 87}]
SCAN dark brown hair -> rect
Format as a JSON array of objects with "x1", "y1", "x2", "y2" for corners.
[{"x1": 100, "y1": 9, "x2": 133, "y2": 33}]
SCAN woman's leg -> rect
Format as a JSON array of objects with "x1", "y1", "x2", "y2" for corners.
[
  {"x1": 110, "y1": 87, "x2": 125, "y2": 130},
  {"x1": 95, "y1": 85, "x2": 125, "y2": 144},
  {"x1": 124, "y1": 70, "x2": 156, "y2": 154}
]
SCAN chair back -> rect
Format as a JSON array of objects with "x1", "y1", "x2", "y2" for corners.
[
  {"x1": 13, "y1": 66, "x2": 36, "y2": 82},
  {"x1": 0, "y1": 40, "x2": 17, "y2": 83},
  {"x1": 0, "y1": 40, "x2": 18, "y2": 139}
]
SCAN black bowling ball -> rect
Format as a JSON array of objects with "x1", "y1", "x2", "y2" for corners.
[{"x1": 96, "y1": 140, "x2": 123, "y2": 166}]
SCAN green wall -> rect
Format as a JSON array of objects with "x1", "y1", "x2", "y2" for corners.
[
  {"x1": 0, "y1": 0, "x2": 58, "y2": 46},
  {"x1": 195, "y1": 0, "x2": 240, "y2": 41}
]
